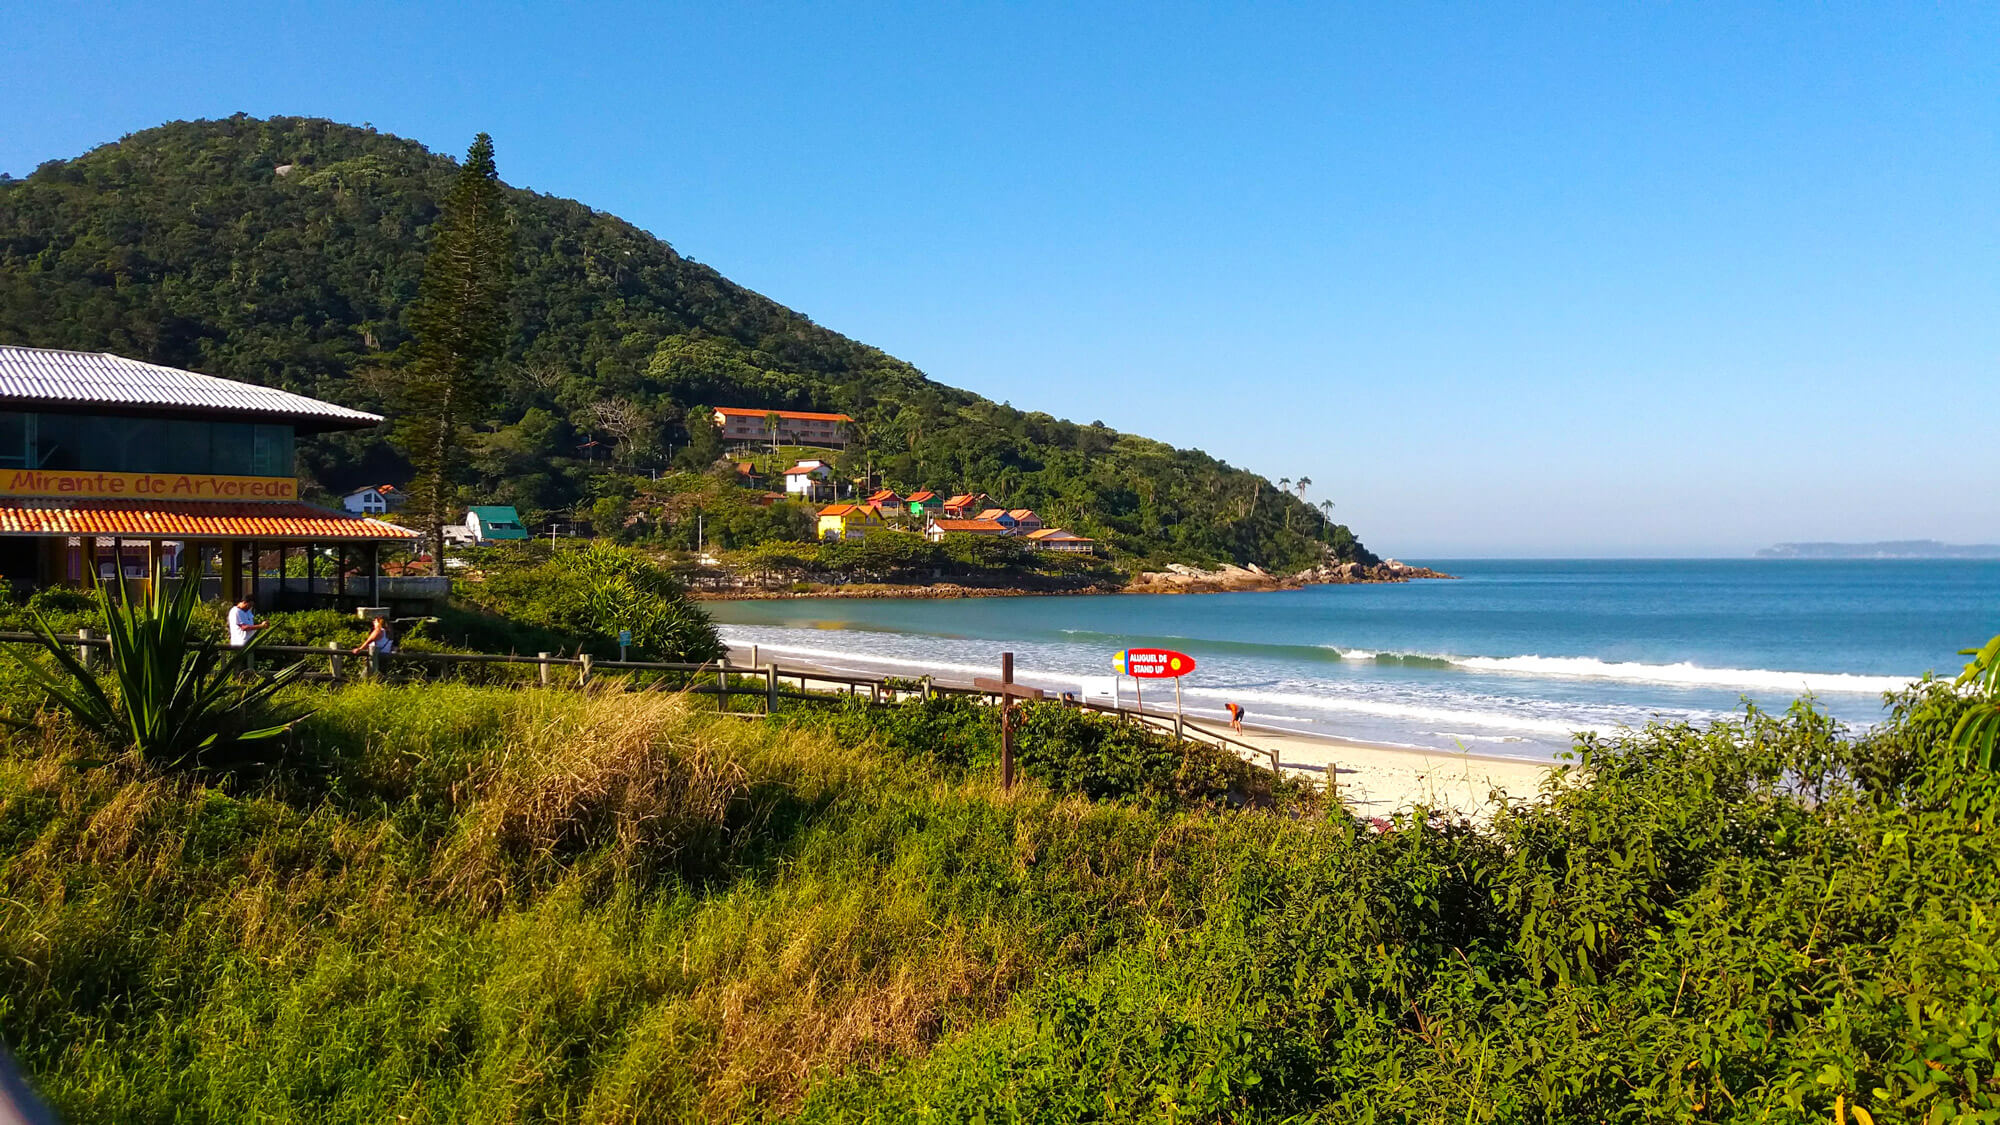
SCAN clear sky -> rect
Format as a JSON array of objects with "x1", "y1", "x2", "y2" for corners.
[{"x1": 4, "y1": 3, "x2": 1995, "y2": 557}]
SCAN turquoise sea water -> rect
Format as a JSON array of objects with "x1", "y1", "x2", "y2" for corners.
[{"x1": 707, "y1": 560, "x2": 2000, "y2": 760}]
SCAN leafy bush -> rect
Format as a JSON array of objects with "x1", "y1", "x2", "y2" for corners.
[
  {"x1": 784, "y1": 695, "x2": 1000, "y2": 775},
  {"x1": 454, "y1": 541, "x2": 724, "y2": 661},
  {"x1": 1013, "y1": 701, "x2": 1297, "y2": 809}
]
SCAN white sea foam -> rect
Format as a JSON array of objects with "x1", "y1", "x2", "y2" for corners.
[
  {"x1": 1329, "y1": 644, "x2": 1915, "y2": 694},
  {"x1": 1446, "y1": 654, "x2": 1915, "y2": 694},
  {"x1": 1181, "y1": 684, "x2": 1628, "y2": 736}
]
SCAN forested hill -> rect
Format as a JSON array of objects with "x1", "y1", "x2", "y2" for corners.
[{"x1": 0, "y1": 115, "x2": 1371, "y2": 569}]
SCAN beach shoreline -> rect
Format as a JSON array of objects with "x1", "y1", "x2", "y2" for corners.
[{"x1": 726, "y1": 642, "x2": 1565, "y2": 821}]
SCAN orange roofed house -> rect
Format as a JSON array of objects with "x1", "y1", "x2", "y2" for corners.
[
  {"x1": 712, "y1": 407, "x2": 854, "y2": 449},
  {"x1": 925, "y1": 518, "x2": 1011, "y2": 542},
  {"x1": 941, "y1": 493, "x2": 992, "y2": 518},
  {"x1": 0, "y1": 346, "x2": 419, "y2": 607}
]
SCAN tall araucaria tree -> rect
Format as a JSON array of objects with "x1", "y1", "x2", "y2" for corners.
[{"x1": 398, "y1": 133, "x2": 513, "y2": 567}]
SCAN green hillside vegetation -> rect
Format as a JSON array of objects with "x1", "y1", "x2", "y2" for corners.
[
  {"x1": 3, "y1": 649, "x2": 2000, "y2": 1120},
  {"x1": 0, "y1": 115, "x2": 1369, "y2": 571}
]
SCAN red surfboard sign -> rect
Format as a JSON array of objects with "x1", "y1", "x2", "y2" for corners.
[{"x1": 1113, "y1": 648, "x2": 1196, "y2": 678}]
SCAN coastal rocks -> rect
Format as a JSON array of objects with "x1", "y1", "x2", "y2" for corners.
[
  {"x1": 1287, "y1": 558, "x2": 1457, "y2": 586},
  {"x1": 1125, "y1": 563, "x2": 1286, "y2": 594}
]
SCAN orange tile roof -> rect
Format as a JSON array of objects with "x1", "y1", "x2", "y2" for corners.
[
  {"x1": 906, "y1": 490, "x2": 937, "y2": 502},
  {"x1": 944, "y1": 493, "x2": 987, "y2": 507},
  {"x1": 1008, "y1": 509, "x2": 1039, "y2": 520},
  {"x1": 0, "y1": 499, "x2": 418, "y2": 541},
  {"x1": 1026, "y1": 528, "x2": 1092, "y2": 541},
  {"x1": 929, "y1": 518, "x2": 1008, "y2": 532},
  {"x1": 867, "y1": 489, "x2": 902, "y2": 503},
  {"x1": 713, "y1": 407, "x2": 855, "y2": 423},
  {"x1": 818, "y1": 504, "x2": 859, "y2": 516},
  {"x1": 974, "y1": 508, "x2": 1009, "y2": 521}
]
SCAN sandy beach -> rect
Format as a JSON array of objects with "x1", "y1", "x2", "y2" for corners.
[
  {"x1": 728, "y1": 643, "x2": 1567, "y2": 821},
  {"x1": 1242, "y1": 725, "x2": 1564, "y2": 822}
]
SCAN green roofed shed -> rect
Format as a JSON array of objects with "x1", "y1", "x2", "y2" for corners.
[{"x1": 466, "y1": 506, "x2": 531, "y2": 542}]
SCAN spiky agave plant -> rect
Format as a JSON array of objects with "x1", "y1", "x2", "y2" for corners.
[
  {"x1": 7, "y1": 573, "x2": 310, "y2": 771},
  {"x1": 1952, "y1": 634, "x2": 2000, "y2": 770}
]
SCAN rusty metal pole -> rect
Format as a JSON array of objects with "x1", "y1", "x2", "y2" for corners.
[{"x1": 1001, "y1": 652, "x2": 1015, "y2": 791}]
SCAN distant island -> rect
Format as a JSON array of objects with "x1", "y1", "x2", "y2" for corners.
[{"x1": 1757, "y1": 540, "x2": 2000, "y2": 559}]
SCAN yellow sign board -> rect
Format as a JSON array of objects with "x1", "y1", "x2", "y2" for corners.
[{"x1": 0, "y1": 469, "x2": 298, "y2": 502}]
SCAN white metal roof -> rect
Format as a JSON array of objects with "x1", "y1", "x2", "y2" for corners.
[{"x1": 0, "y1": 346, "x2": 383, "y2": 430}]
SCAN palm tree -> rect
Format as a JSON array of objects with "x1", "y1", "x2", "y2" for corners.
[
  {"x1": 764, "y1": 411, "x2": 783, "y2": 460},
  {"x1": 1318, "y1": 499, "x2": 1335, "y2": 525},
  {"x1": 1295, "y1": 476, "x2": 1311, "y2": 499}
]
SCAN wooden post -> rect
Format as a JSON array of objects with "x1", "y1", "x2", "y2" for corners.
[
  {"x1": 538, "y1": 652, "x2": 552, "y2": 687},
  {"x1": 1174, "y1": 677, "x2": 1183, "y2": 743},
  {"x1": 579, "y1": 653, "x2": 593, "y2": 688},
  {"x1": 327, "y1": 641, "x2": 343, "y2": 682},
  {"x1": 922, "y1": 675, "x2": 933, "y2": 701},
  {"x1": 749, "y1": 643, "x2": 759, "y2": 668},
  {"x1": 766, "y1": 663, "x2": 779, "y2": 713},
  {"x1": 76, "y1": 628, "x2": 92, "y2": 670},
  {"x1": 1000, "y1": 652, "x2": 1015, "y2": 790},
  {"x1": 717, "y1": 664, "x2": 730, "y2": 710}
]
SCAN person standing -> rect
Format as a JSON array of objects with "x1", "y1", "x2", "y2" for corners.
[{"x1": 227, "y1": 598, "x2": 267, "y2": 647}]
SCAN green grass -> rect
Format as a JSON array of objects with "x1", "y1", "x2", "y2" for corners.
[{"x1": 3, "y1": 677, "x2": 1999, "y2": 1122}]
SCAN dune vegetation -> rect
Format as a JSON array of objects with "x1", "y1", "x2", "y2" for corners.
[{"x1": 1, "y1": 637, "x2": 1999, "y2": 1121}]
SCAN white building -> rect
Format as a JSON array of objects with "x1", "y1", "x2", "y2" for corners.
[
  {"x1": 341, "y1": 484, "x2": 407, "y2": 515},
  {"x1": 783, "y1": 460, "x2": 834, "y2": 500}
]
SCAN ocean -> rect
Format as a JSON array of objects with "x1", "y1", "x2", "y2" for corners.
[{"x1": 707, "y1": 559, "x2": 2000, "y2": 760}]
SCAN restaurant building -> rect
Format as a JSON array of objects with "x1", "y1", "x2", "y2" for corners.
[{"x1": 0, "y1": 346, "x2": 419, "y2": 607}]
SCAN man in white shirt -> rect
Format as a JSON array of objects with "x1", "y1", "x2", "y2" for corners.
[{"x1": 227, "y1": 598, "x2": 268, "y2": 647}]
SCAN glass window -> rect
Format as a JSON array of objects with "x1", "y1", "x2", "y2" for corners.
[
  {"x1": 33, "y1": 414, "x2": 80, "y2": 469},
  {"x1": 0, "y1": 413, "x2": 28, "y2": 468},
  {"x1": 251, "y1": 425, "x2": 294, "y2": 476},
  {"x1": 211, "y1": 423, "x2": 254, "y2": 476},
  {"x1": 162, "y1": 420, "x2": 211, "y2": 474}
]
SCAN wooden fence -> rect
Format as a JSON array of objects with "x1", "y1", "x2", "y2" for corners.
[{"x1": 0, "y1": 630, "x2": 1293, "y2": 775}]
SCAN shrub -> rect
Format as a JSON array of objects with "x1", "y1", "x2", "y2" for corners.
[
  {"x1": 4, "y1": 577, "x2": 308, "y2": 772},
  {"x1": 1013, "y1": 702, "x2": 1296, "y2": 809},
  {"x1": 454, "y1": 542, "x2": 724, "y2": 661}
]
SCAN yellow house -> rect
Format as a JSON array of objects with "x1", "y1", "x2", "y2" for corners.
[{"x1": 816, "y1": 503, "x2": 889, "y2": 541}]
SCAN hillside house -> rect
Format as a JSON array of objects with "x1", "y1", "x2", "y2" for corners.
[
  {"x1": 1025, "y1": 528, "x2": 1096, "y2": 554},
  {"x1": 460, "y1": 506, "x2": 531, "y2": 544},
  {"x1": 942, "y1": 493, "x2": 992, "y2": 518},
  {"x1": 783, "y1": 461, "x2": 833, "y2": 499},
  {"x1": 341, "y1": 484, "x2": 407, "y2": 515},
  {"x1": 867, "y1": 488, "x2": 903, "y2": 508},
  {"x1": 817, "y1": 503, "x2": 889, "y2": 541},
  {"x1": 905, "y1": 490, "x2": 941, "y2": 518},
  {"x1": 976, "y1": 508, "x2": 1044, "y2": 535},
  {"x1": 713, "y1": 407, "x2": 853, "y2": 449},
  {"x1": 925, "y1": 518, "x2": 1010, "y2": 542}
]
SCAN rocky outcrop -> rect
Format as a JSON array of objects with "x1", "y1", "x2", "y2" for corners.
[
  {"x1": 1291, "y1": 558, "x2": 1456, "y2": 585},
  {"x1": 1123, "y1": 558, "x2": 1453, "y2": 594}
]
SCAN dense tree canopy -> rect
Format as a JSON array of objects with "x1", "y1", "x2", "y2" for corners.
[{"x1": 0, "y1": 115, "x2": 1372, "y2": 569}]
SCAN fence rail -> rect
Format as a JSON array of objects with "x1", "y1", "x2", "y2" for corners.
[{"x1": 0, "y1": 629, "x2": 1292, "y2": 776}]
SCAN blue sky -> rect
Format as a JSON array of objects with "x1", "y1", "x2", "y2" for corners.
[{"x1": 4, "y1": 3, "x2": 1995, "y2": 556}]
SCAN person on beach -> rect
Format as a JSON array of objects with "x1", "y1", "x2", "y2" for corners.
[
  {"x1": 1226, "y1": 701, "x2": 1245, "y2": 733},
  {"x1": 226, "y1": 598, "x2": 267, "y2": 647}
]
